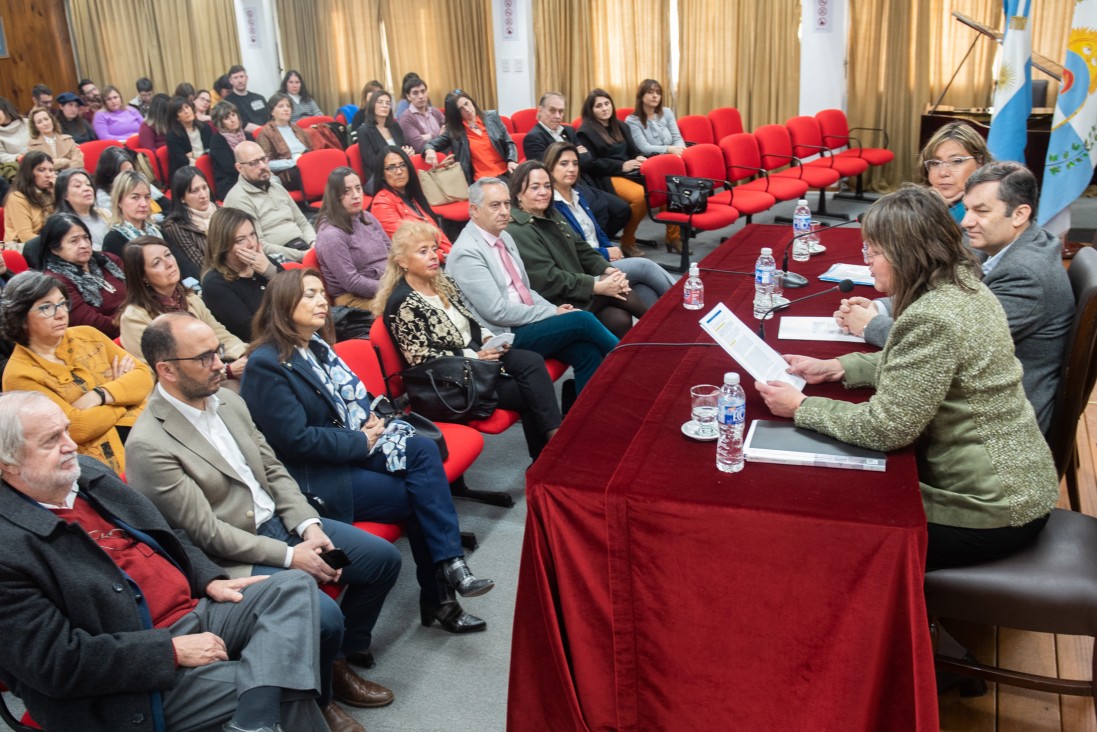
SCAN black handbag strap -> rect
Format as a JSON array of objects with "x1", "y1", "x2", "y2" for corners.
[{"x1": 419, "y1": 362, "x2": 479, "y2": 417}]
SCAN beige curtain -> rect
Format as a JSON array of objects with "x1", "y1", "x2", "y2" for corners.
[
  {"x1": 677, "y1": 0, "x2": 800, "y2": 131},
  {"x1": 69, "y1": 0, "x2": 239, "y2": 95},
  {"x1": 381, "y1": 0, "x2": 497, "y2": 110},
  {"x1": 849, "y1": 0, "x2": 1076, "y2": 192},
  {"x1": 533, "y1": 0, "x2": 593, "y2": 118},
  {"x1": 276, "y1": 0, "x2": 386, "y2": 115},
  {"x1": 587, "y1": 0, "x2": 671, "y2": 111}
]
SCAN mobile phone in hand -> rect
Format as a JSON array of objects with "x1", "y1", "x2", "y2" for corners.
[{"x1": 318, "y1": 549, "x2": 351, "y2": 570}]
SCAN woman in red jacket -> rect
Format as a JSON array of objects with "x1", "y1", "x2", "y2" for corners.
[{"x1": 368, "y1": 147, "x2": 452, "y2": 258}]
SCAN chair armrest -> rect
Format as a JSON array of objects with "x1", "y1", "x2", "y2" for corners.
[{"x1": 848, "y1": 126, "x2": 890, "y2": 149}]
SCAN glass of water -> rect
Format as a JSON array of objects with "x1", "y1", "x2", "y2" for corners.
[{"x1": 690, "y1": 384, "x2": 720, "y2": 438}]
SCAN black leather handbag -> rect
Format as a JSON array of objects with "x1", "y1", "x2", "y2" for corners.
[
  {"x1": 666, "y1": 175, "x2": 714, "y2": 214},
  {"x1": 400, "y1": 357, "x2": 502, "y2": 422}
]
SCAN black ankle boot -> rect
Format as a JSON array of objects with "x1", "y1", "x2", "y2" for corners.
[
  {"x1": 419, "y1": 599, "x2": 487, "y2": 633},
  {"x1": 439, "y1": 557, "x2": 494, "y2": 598}
]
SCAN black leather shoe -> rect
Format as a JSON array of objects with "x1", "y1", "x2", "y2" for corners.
[
  {"x1": 420, "y1": 599, "x2": 487, "y2": 633},
  {"x1": 344, "y1": 649, "x2": 375, "y2": 669},
  {"x1": 439, "y1": 557, "x2": 494, "y2": 598}
]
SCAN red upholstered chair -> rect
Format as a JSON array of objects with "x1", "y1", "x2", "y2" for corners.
[
  {"x1": 79, "y1": 140, "x2": 122, "y2": 177},
  {"x1": 510, "y1": 108, "x2": 538, "y2": 133},
  {"x1": 296, "y1": 115, "x2": 336, "y2": 130},
  {"x1": 280, "y1": 261, "x2": 306, "y2": 270},
  {"x1": 720, "y1": 132, "x2": 807, "y2": 204},
  {"x1": 512, "y1": 132, "x2": 527, "y2": 162},
  {"x1": 615, "y1": 107, "x2": 634, "y2": 121},
  {"x1": 815, "y1": 109, "x2": 894, "y2": 200},
  {"x1": 2, "y1": 250, "x2": 29, "y2": 274},
  {"x1": 343, "y1": 143, "x2": 374, "y2": 209},
  {"x1": 786, "y1": 115, "x2": 869, "y2": 188},
  {"x1": 753, "y1": 124, "x2": 842, "y2": 219},
  {"x1": 571, "y1": 116, "x2": 583, "y2": 130},
  {"x1": 677, "y1": 115, "x2": 715, "y2": 145},
  {"x1": 407, "y1": 154, "x2": 468, "y2": 225},
  {"x1": 193, "y1": 154, "x2": 219, "y2": 201},
  {"x1": 708, "y1": 107, "x2": 744, "y2": 141},
  {"x1": 639, "y1": 153, "x2": 739, "y2": 272},
  {"x1": 499, "y1": 115, "x2": 516, "y2": 133},
  {"x1": 298, "y1": 148, "x2": 349, "y2": 209},
  {"x1": 682, "y1": 144, "x2": 773, "y2": 222},
  {"x1": 155, "y1": 147, "x2": 170, "y2": 188}
]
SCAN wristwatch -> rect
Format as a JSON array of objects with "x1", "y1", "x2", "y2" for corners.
[{"x1": 93, "y1": 387, "x2": 107, "y2": 406}]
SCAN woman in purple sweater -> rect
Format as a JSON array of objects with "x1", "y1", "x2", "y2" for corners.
[
  {"x1": 314, "y1": 166, "x2": 392, "y2": 310},
  {"x1": 92, "y1": 86, "x2": 144, "y2": 142}
]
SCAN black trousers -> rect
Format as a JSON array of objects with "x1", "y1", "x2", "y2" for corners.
[
  {"x1": 925, "y1": 513, "x2": 1049, "y2": 571},
  {"x1": 579, "y1": 183, "x2": 631, "y2": 240},
  {"x1": 496, "y1": 348, "x2": 563, "y2": 459}
]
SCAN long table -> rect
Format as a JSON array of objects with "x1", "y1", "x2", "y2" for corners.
[{"x1": 507, "y1": 225, "x2": 938, "y2": 731}]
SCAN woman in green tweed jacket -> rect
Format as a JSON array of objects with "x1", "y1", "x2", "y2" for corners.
[{"x1": 756, "y1": 185, "x2": 1058, "y2": 570}]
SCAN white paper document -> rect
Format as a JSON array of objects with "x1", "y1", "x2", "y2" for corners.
[
  {"x1": 778, "y1": 317, "x2": 866, "y2": 343},
  {"x1": 819, "y1": 263, "x2": 875, "y2": 286},
  {"x1": 699, "y1": 304, "x2": 806, "y2": 389}
]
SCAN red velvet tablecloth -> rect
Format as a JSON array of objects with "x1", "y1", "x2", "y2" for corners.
[{"x1": 507, "y1": 225, "x2": 938, "y2": 731}]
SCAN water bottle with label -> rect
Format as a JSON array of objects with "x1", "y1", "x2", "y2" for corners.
[
  {"x1": 792, "y1": 199, "x2": 812, "y2": 262},
  {"x1": 682, "y1": 262, "x2": 704, "y2": 310},
  {"x1": 753, "y1": 247, "x2": 776, "y2": 319},
  {"x1": 716, "y1": 372, "x2": 746, "y2": 473}
]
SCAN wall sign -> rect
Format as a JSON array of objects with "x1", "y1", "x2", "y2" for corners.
[{"x1": 813, "y1": 0, "x2": 833, "y2": 32}]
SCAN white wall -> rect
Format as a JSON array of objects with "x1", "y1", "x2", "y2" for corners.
[
  {"x1": 799, "y1": 0, "x2": 848, "y2": 115},
  {"x1": 233, "y1": 0, "x2": 282, "y2": 98},
  {"x1": 491, "y1": 0, "x2": 536, "y2": 115}
]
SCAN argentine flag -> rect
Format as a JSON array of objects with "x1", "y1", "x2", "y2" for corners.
[
  {"x1": 1039, "y1": 0, "x2": 1097, "y2": 230},
  {"x1": 987, "y1": 0, "x2": 1032, "y2": 162}
]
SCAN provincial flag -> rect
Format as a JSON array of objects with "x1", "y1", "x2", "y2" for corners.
[
  {"x1": 987, "y1": 0, "x2": 1033, "y2": 163},
  {"x1": 1039, "y1": 0, "x2": 1097, "y2": 230}
]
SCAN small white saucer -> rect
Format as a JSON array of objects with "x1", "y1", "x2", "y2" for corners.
[
  {"x1": 681, "y1": 420, "x2": 718, "y2": 442},
  {"x1": 808, "y1": 242, "x2": 827, "y2": 255}
]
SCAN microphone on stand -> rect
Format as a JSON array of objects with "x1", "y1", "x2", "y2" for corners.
[
  {"x1": 757, "y1": 279, "x2": 855, "y2": 339},
  {"x1": 780, "y1": 216, "x2": 863, "y2": 289}
]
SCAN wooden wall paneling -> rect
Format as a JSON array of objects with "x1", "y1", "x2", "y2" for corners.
[{"x1": 0, "y1": 0, "x2": 77, "y2": 111}]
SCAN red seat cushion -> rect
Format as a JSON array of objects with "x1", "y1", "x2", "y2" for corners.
[
  {"x1": 837, "y1": 148, "x2": 895, "y2": 166},
  {"x1": 437, "y1": 422, "x2": 484, "y2": 481},
  {"x1": 739, "y1": 176, "x2": 809, "y2": 200},
  {"x1": 773, "y1": 166, "x2": 839, "y2": 188},
  {"x1": 651, "y1": 203, "x2": 739, "y2": 229},
  {"x1": 804, "y1": 156, "x2": 869, "y2": 177},
  {"x1": 432, "y1": 200, "x2": 470, "y2": 222},
  {"x1": 545, "y1": 358, "x2": 568, "y2": 381},
  {"x1": 467, "y1": 409, "x2": 521, "y2": 435},
  {"x1": 726, "y1": 188, "x2": 777, "y2": 216}
]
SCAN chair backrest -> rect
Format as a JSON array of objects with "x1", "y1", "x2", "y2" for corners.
[
  {"x1": 298, "y1": 148, "x2": 350, "y2": 205},
  {"x1": 681, "y1": 143, "x2": 727, "y2": 186},
  {"x1": 194, "y1": 154, "x2": 216, "y2": 198},
  {"x1": 2, "y1": 249, "x2": 29, "y2": 274},
  {"x1": 499, "y1": 115, "x2": 516, "y2": 133},
  {"x1": 79, "y1": 140, "x2": 123, "y2": 176},
  {"x1": 708, "y1": 107, "x2": 744, "y2": 141},
  {"x1": 720, "y1": 133, "x2": 763, "y2": 183},
  {"x1": 346, "y1": 143, "x2": 366, "y2": 179},
  {"x1": 510, "y1": 108, "x2": 539, "y2": 133},
  {"x1": 301, "y1": 248, "x2": 320, "y2": 271},
  {"x1": 369, "y1": 317, "x2": 408, "y2": 396},
  {"x1": 125, "y1": 134, "x2": 141, "y2": 152},
  {"x1": 677, "y1": 115, "x2": 715, "y2": 145},
  {"x1": 815, "y1": 109, "x2": 851, "y2": 151},
  {"x1": 512, "y1": 132, "x2": 527, "y2": 162},
  {"x1": 155, "y1": 146, "x2": 170, "y2": 183},
  {"x1": 786, "y1": 116, "x2": 825, "y2": 160},
  {"x1": 616, "y1": 107, "x2": 634, "y2": 121},
  {"x1": 753, "y1": 124, "x2": 795, "y2": 171},
  {"x1": 410, "y1": 153, "x2": 432, "y2": 173},
  {"x1": 1047, "y1": 246, "x2": 1097, "y2": 479},
  {"x1": 571, "y1": 116, "x2": 583, "y2": 130},
  {"x1": 296, "y1": 115, "x2": 336, "y2": 130},
  {"x1": 639, "y1": 153, "x2": 687, "y2": 209},
  {"x1": 333, "y1": 339, "x2": 387, "y2": 394}
]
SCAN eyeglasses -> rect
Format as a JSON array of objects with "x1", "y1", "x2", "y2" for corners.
[
  {"x1": 862, "y1": 243, "x2": 883, "y2": 263},
  {"x1": 240, "y1": 156, "x2": 269, "y2": 168},
  {"x1": 34, "y1": 301, "x2": 70, "y2": 318},
  {"x1": 923, "y1": 156, "x2": 975, "y2": 173},
  {"x1": 164, "y1": 344, "x2": 225, "y2": 368},
  {"x1": 384, "y1": 162, "x2": 408, "y2": 173}
]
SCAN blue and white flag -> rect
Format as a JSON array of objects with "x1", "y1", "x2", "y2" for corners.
[
  {"x1": 987, "y1": 0, "x2": 1033, "y2": 162},
  {"x1": 1039, "y1": 0, "x2": 1097, "y2": 231}
]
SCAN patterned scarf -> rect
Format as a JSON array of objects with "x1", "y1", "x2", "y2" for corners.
[
  {"x1": 46, "y1": 253, "x2": 125, "y2": 308},
  {"x1": 155, "y1": 285, "x2": 188, "y2": 313},
  {"x1": 112, "y1": 219, "x2": 162, "y2": 242},
  {"x1": 221, "y1": 130, "x2": 247, "y2": 150},
  {"x1": 301, "y1": 335, "x2": 414, "y2": 471}
]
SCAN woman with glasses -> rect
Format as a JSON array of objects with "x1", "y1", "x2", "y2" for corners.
[
  {"x1": 423, "y1": 90, "x2": 518, "y2": 183},
  {"x1": 1, "y1": 270, "x2": 152, "y2": 474},
  {"x1": 757, "y1": 186, "x2": 1056, "y2": 570},
  {"x1": 918, "y1": 121, "x2": 990, "y2": 224},
  {"x1": 368, "y1": 147, "x2": 453, "y2": 257},
  {"x1": 35, "y1": 213, "x2": 127, "y2": 338},
  {"x1": 117, "y1": 236, "x2": 247, "y2": 377}
]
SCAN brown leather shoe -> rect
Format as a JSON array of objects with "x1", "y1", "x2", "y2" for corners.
[
  {"x1": 332, "y1": 659, "x2": 394, "y2": 708},
  {"x1": 321, "y1": 701, "x2": 366, "y2": 732}
]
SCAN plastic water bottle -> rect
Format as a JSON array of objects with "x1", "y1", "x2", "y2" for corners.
[
  {"x1": 753, "y1": 247, "x2": 777, "y2": 319},
  {"x1": 716, "y1": 372, "x2": 746, "y2": 473},
  {"x1": 683, "y1": 262, "x2": 704, "y2": 310},
  {"x1": 792, "y1": 199, "x2": 812, "y2": 262}
]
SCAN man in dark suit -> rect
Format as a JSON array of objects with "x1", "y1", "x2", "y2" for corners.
[
  {"x1": 0, "y1": 390, "x2": 330, "y2": 732},
  {"x1": 523, "y1": 91, "x2": 631, "y2": 240},
  {"x1": 127, "y1": 313, "x2": 402, "y2": 732}
]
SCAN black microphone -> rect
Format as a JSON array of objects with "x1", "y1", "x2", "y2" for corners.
[
  {"x1": 780, "y1": 216, "x2": 863, "y2": 289},
  {"x1": 757, "y1": 279, "x2": 855, "y2": 339}
]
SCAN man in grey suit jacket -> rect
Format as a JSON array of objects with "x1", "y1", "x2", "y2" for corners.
[
  {"x1": 836, "y1": 162, "x2": 1072, "y2": 433},
  {"x1": 445, "y1": 178, "x2": 618, "y2": 392},
  {"x1": 0, "y1": 391, "x2": 329, "y2": 732},
  {"x1": 126, "y1": 313, "x2": 401, "y2": 732}
]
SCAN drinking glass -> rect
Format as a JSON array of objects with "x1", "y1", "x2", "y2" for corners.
[{"x1": 690, "y1": 384, "x2": 720, "y2": 437}]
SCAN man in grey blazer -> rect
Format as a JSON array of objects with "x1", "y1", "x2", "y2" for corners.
[
  {"x1": 126, "y1": 313, "x2": 401, "y2": 732},
  {"x1": 836, "y1": 162, "x2": 1072, "y2": 434},
  {"x1": 445, "y1": 177, "x2": 618, "y2": 393}
]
